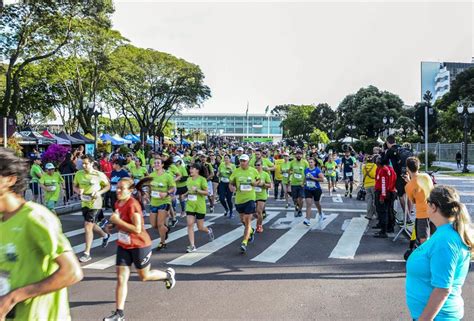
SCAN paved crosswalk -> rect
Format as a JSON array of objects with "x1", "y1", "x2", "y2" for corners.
[{"x1": 61, "y1": 200, "x2": 388, "y2": 269}]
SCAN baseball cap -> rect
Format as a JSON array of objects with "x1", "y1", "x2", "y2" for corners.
[
  {"x1": 237, "y1": 147, "x2": 244, "y2": 152},
  {"x1": 173, "y1": 156, "x2": 182, "y2": 163},
  {"x1": 45, "y1": 163, "x2": 55, "y2": 170},
  {"x1": 239, "y1": 154, "x2": 250, "y2": 161},
  {"x1": 296, "y1": 149, "x2": 303, "y2": 154}
]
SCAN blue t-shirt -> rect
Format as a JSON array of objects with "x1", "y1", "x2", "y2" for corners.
[
  {"x1": 304, "y1": 167, "x2": 322, "y2": 190},
  {"x1": 110, "y1": 169, "x2": 130, "y2": 192},
  {"x1": 406, "y1": 223, "x2": 471, "y2": 320}
]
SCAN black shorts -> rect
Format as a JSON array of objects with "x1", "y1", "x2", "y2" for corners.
[
  {"x1": 396, "y1": 177, "x2": 406, "y2": 197},
  {"x1": 30, "y1": 182, "x2": 40, "y2": 196},
  {"x1": 343, "y1": 172, "x2": 354, "y2": 182},
  {"x1": 82, "y1": 208, "x2": 104, "y2": 223},
  {"x1": 235, "y1": 200, "x2": 256, "y2": 215},
  {"x1": 256, "y1": 199, "x2": 267, "y2": 203},
  {"x1": 415, "y1": 218, "x2": 436, "y2": 241},
  {"x1": 291, "y1": 185, "x2": 305, "y2": 200},
  {"x1": 150, "y1": 204, "x2": 171, "y2": 213},
  {"x1": 116, "y1": 245, "x2": 152, "y2": 270},
  {"x1": 187, "y1": 212, "x2": 206, "y2": 220},
  {"x1": 304, "y1": 188, "x2": 322, "y2": 202},
  {"x1": 212, "y1": 176, "x2": 219, "y2": 184},
  {"x1": 176, "y1": 186, "x2": 188, "y2": 196}
]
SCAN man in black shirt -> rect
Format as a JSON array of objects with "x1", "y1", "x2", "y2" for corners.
[{"x1": 456, "y1": 151, "x2": 462, "y2": 170}]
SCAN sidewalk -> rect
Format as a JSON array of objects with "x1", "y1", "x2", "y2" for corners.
[{"x1": 433, "y1": 161, "x2": 474, "y2": 172}]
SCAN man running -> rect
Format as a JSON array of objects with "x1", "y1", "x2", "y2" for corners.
[
  {"x1": 303, "y1": 158, "x2": 326, "y2": 226},
  {"x1": 73, "y1": 154, "x2": 111, "y2": 263},
  {"x1": 229, "y1": 154, "x2": 260, "y2": 253},
  {"x1": 289, "y1": 149, "x2": 309, "y2": 217},
  {"x1": 341, "y1": 149, "x2": 357, "y2": 198}
]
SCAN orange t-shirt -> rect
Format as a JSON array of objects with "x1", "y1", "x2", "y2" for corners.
[
  {"x1": 404, "y1": 174, "x2": 434, "y2": 219},
  {"x1": 115, "y1": 197, "x2": 152, "y2": 249}
]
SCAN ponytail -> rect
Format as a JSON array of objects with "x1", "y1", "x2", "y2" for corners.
[{"x1": 453, "y1": 202, "x2": 474, "y2": 255}]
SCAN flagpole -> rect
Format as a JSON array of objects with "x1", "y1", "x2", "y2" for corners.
[{"x1": 246, "y1": 101, "x2": 249, "y2": 140}]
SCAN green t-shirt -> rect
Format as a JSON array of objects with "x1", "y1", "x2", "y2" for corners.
[
  {"x1": 131, "y1": 166, "x2": 148, "y2": 182},
  {"x1": 149, "y1": 171, "x2": 176, "y2": 206},
  {"x1": 185, "y1": 176, "x2": 208, "y2": 214},
  {"x1": 30, "y1": 164, "x2": 43, "y2": 183},
  {"x1": 324, "y1": 161, "x2": 337, "y2": 177},
  {"x1": 229, "y1": 167, "x2": 260, "y2": 205},
  {"x1": 249, "y1": 157, "x2": 274, "y2": 172},
  {"x1": 126, "y1": 161, "x2": 136, "y2": 172},
  {"x1": 280, "y1": 161, "x2": 291, "y2": 184},
  {"x1": 167, "y1": 164, "x2": 180, "y2": 181},
  {"x1": 183, "y1": 156, "x2": 193, "y2": 165},
  {"x1": 73, "y1": 170, "x2": 109, "y2": 209},
  {"x1": 39, "y1": 172, "x2": 64, "y2": 202},
  {"x1": 176, "y1": 164, "x2": 189, "y2": 188},
  {"x1": 289, "y1": 159, "x2": 309, "y2": 186},
  {"x1": 0, "y1": 202, "x2": 72, "y2": 321},
  {"x1": 255, "y1": 170, "x2": 271, "y2": 201},
  {"x1": 218, "y1": 162, "x2": 236, "y2": 183}
]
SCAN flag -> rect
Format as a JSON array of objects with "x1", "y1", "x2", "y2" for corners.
[
  {"x1": 265, "y1": 105, "x2": 269, "y2": 115},
  {"x1": 246, "y1": 102, "x2": 249, "y2": 117}
]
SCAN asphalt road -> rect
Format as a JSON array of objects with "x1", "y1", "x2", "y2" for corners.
[{"x1": 61, "y1": 174, "x2": 474, "y2": 320}]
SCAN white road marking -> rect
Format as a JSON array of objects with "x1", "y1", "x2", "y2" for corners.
[
  {"x1": 265, "y1": 207, "x2": 365, "y2": 213},
  {"x1": 64, "y1": 228, "x2": 85, "y2": 238},
  {"x1": 386, "y1": 259, "x2": 406, "y2": 263},
  {"x1": 332, "y1": 194, "x2": 343, "y2": 203},
  {"x1": 329, "y1": 217, "x2": 369, "y2": 259},
  {"x1": 311, "y1": 213, "x2": 338, "y2": 230},
  {"x1": 167, "y1": 212, "x2": 279, "y2": 266}
]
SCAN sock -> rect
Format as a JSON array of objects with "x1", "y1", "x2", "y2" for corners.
[
  {"x1": 242, "y1": 239, "x2": 248, "y2": 245},
  {"x1": 350, "y1": 185, "x2": 353, "y2": 193},
  {"x1": 117, "y1": 310, "x2": 124, "y2": 317}
]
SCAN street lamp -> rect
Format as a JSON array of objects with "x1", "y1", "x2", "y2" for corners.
[
  {"x1": 347, "y1": 124, "x2": 356, "y2": 144},
  {"x1": 89, "y1": 101, "x2": 104, "y2": 158},
  {"x1": 457, "y1": 101, "x2": 474, "y2": 173}
]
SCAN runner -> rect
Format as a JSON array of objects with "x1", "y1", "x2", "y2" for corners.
[
  {"x1": 218, "y1": 154, "x2": 236, "y2": 217},
  {"x1": 163, "y1": 153, "x2": 181, "y2": 227},
  {"x1": 110, "y1": 160, "x2": 130, "y2": 211},
  {"x1": 324, "y1": 154, "x2": 337, "y2": 196},
  {"x1": 73, "y1": 154, "x2": 111, "y2": 263},
  {"x1": 254, "y1": 160, "x2": 272, "y2": 233},
  {"x1": 341, "y1": 149, "x2": 357, "y2": 198},
  {"x1": 229, "y1": 154, "x2": 260, "y2": 253},
  {"x1": 198, "y1": 153, "x2": 215, "y2": 213},
  {"x1": 174, "y1": 156, "x2": 189, "y2": 218},
  {"x1": 289, "y1": 149, "x2": 309, "y2": 217},
  {"x1": 148, "y1": 157, "x2": 176, "y2": 250},
  {"x1": 103, "y1": 178, "x2": 176, "y2": 321},
  {"x1": 280, "y1": 152, "x2": 291, "y2": 208},
  {"x1": 273, "y1": 154, "x2": 285, "y2": 200},
  {"x1": 209, "y1": 152, "x2": 220, "y2": 213},
  {"x1": 184, "y1": 163, "x2": 215, "y2": 252},
  {"x1": 303, "y1": 158, "x2": 326, "y2": 227},
  {"x1": 39, "y1": 163, "x2": 65, "y2": 214},
  {"x1": 29, "y1": 156, "x2": 43, "y2": 203},
  {"x1": 0, "y1": 148, "x2": 83, "y2": 321},
  {"x1": 130, "y1": 158, "x2": 149, "y2": 216}
]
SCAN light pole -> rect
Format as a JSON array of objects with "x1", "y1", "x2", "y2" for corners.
[
  {"x1": 177, "y1": 127, "x2": 185, "y2": 147},
  {"x1": 89, "y1": 101, "x2": 104, "y2": 158},
  {"x1": 383, "y1": 116, "x2": 394, "y2": 137},
  {"x1": 457, "y1": 101, "x2": 474, "y2": 173},
  {"x1": 347, "y1": 125, "x2": 356, "y2": 144}
]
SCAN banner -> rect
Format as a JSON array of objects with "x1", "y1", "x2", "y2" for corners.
[{"x1": 85, "y1": 143, "x2": 95, "y2": 156}]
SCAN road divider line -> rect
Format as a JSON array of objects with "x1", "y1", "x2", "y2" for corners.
[
  {"x1": 168, "y1": 212, "x2": 279, "y2": 266},
  {"x1": 329, "y1": 217, "x2": 368, "y2": 259}
]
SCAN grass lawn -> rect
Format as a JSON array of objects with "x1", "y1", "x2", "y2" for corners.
[
  {"x1": 425, "y1": 166, "x2": 454, "y2": 172},
  {"x1": 445, "y1": 172, "x2": 474, "y2": 177}
]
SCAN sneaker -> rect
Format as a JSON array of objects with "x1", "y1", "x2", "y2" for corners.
[
  {"x1": 349, "y1": 193, "x2": 353, "y2": 198},
  {"x1": 208, "y1": 227, "x2": 215, "y2": 241},
  {"x1": 297, "y1": 210, "x2": 303, "y2": 217},
  {"x1": 79, "y1": 253, "x2": 91, "y2": 263},
  {"x1": 98, "y1": 218, "x2": 109, "y2": 230},
  {"x1": 210, "y1": 206, "x2": 214, "y2": 213},
  {"x1": 171, "y1": 218, "x2": 179, "y2": 228},
  {"x1": 102, "y1": 234, "x2": 111, "y2": 248},
  {"x1": 228, "y1": 211, "x2": 234, "y2": 219},
  {"x1": 103, "y1": 310, "x2": 124, "y2": 321},
  {"x1": 186, "y1": 245, "x2": 197, "y2": 253},
  {"x1": 165, "y1": 267, "x2": 176, "y2": 290},
  {"x1": 256, "y1": 225, "x2": 263, "y2": 233},
  {"x1": 285, "y1": 203, "x2": 289, "y2": 209},
  {"x1": 156, "y1": 242, "x2": 167, "y2": 251},
  {"x1": 240, "y1": 242, "x2": 247, "y2": 253},
  {"x1": 332, "y1": 188, "x2": 337, "y2": 192},
  {"x1": 224, "y1": 210, "x2": 229, "y2": 217},
  {"x1": 303, "y1": 219, "x2": 311, "y2": 227},
  {"x1": 345, "y1": 192, "x2": 348, "y2": 197},
  {"x1": 249, "y1": 228, "x2": 255, "y2": 243}
]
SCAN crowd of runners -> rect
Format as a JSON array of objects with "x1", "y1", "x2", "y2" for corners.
[{"x1": 1, "y1": 134, "x2": 473, "y2": 321}]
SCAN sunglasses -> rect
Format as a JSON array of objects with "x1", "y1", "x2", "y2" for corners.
[{"x1": 255, "y1": 164, "x2": 262, "y2": 166}]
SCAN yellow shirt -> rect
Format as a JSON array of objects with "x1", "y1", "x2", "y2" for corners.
[
  {"x1": 274, "y1": 159, "x2": 284, "y2": 180},
  {"x1": 362, "y1": 163, "x2": 377, "y2": 188}
]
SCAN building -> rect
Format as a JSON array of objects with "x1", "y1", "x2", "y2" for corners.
[
  {"x1": 171, "y1": 113, "x2": 283, "y2": 142},
  {"x1": 421, "y1": 59, "x2": 474, "y2": 101}
]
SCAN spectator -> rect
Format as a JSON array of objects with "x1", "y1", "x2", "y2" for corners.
[
  {"x1": 362, "y1": 154, "x2": 377, "y2": 221},
  {"x1": 29, "y1": 156, "x2": 43, "y2": 203},
  {"x1": 373, "y1": 155, "x2": 397, "y2": 238},
  {"x1": 58, "y1": 152, "x2": 77, "y2": 203},
  {"x1": 455, "y1": 151, "x2": 462, "y2": 170},
  {"x1": 0, "y1": 148, "x2": 83, "y2": 320},
  {"x1": 406, "y1": 185, "x2": 473, "y2": 321}
]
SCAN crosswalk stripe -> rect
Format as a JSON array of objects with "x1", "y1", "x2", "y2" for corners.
[
  {"x1": 83, "y1": 216, "x2": 220, "y2": 270},
  {"x1": 168, "y1": 212, "x2": 279, "y2": 266},
  {"x1": 64, "y1": 228, "x2": 84, "y2": 238},
  {"x1": 329, "y1": 217, "x2": 368, "y2": 259},
  {"x1": 264, "y1": 207, "x2": 365, "y2": 213},
  {"x1": 311, "y1": 213, "x2": 339, "y2": 230}
]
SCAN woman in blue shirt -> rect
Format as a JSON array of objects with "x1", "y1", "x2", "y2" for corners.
[
  {"x1": 303, "y1": 158, "x2": 325, "y2": 227},
  {"x1": 406, "y1": 185, "x2": 473, "y2": 321}
]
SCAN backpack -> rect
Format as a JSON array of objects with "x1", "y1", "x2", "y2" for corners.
[
  {"x1": 396, "y1": 147, "x2": 414, "y2": 175},
  {"x1": 356, "y1": 187, "x2": 366, "y2": 201}
]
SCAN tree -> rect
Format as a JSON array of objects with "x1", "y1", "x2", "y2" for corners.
[
  {"x1": 436, "y1": 67, "x2": 474, "y2": 110},
  {"x1": 107, "y1": 45, "x2": 211, "y2": 142},
  {"x1": 309, "y1": 103, "x2": 337, "y2": 133},
  {"x1": 0, "y1": 0, "x2": 114, "y2": 118},
  {"x1": 309, "y1": 128, "x2": 330, "y2": 145},
  {"x1": 280, "y1": 105, "x2": 315, "y2": 140}
]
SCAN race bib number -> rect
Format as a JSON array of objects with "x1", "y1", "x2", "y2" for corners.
[
  {"x1": 81, "y1": 195, "x2": 92, "y2": 202},
  {"x1": 306, "y1": 181, "x2": 316, "y2": 188},
  {"x1": 47, "y1": 185, "x2": 57, "y2": 192},
  {"x1": 118, "y1": 231, "x2": 131, "y2": 245},
  {"x1": 0, "y1": 271, "x2": 11, "y2": 296},
  {"x1": 151, "y1": 191, "x2": 161, "y2": 198},
  {"x1": 111, "y1": 185, "x2": 117, "y2": 192},
  {"x1": 240, "y1": 184, "x2": 252, "y2": 192},
  {"x1": 254, "y1": 187, "x2": 262, "y2": 192},
  {"x1": 294, "y1": 173, "x2": 302, "y2": 179},
  {"x1": 345, "y1": 172, "x2": 353, "y2": 177},
  {"x1": 283, "y1": 173, "x2": 289, "y2": 178},
  {"x1": 188, "y1": 194, "x2": 198, "y2": 201},
  {"x1": 221, "y1": 177, "x2": 230, "y2": 183},
  {"x1": 327, "y1": 170, "x2": 334, "y2": 175}
]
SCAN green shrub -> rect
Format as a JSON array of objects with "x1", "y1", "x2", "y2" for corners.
[{"x1": 418, "y1": 151, "x2": 436, "y2": 167}]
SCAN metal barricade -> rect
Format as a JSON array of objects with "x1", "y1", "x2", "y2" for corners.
[{"x1": 412, "y1": 142, "x2": 474, "y2": 164}]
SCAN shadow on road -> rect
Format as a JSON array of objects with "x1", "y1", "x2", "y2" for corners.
[{"x1": 70, "y1": 301, "x2": 115, "y2": 308}]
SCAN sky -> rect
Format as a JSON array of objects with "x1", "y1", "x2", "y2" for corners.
[{"x1": 111, "y1": 1, "x2": 473, "y2": 114}]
